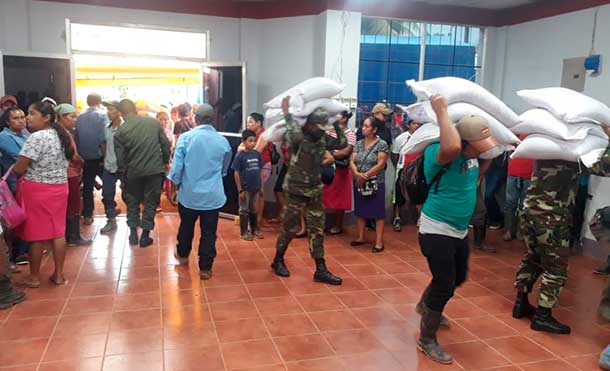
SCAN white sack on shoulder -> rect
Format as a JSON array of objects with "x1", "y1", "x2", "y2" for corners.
[
  {"x1": 511, "y1": 134, "x2": 608, "y2": 162},
  {"x1": 580, "y1": 148, "x2": 606, "y2": 168},
  {"x1": 265, "y1": 99, "x2": 347, "y2": 127},
  {"x1": 517, "y1": 87, "x2": 610, "y2": 125},
  {"x1": 264, "y1": 77, "x2": 345, "y2": 109},
  {"x1": 402, "y1": 123, "x2": 440, "y2": 155},
  {"x1": 406, "y1": 77, "x2": 520, "y2": 127},
  {"x1": 513, "y1": 109, "x2": 608, "y2": 140}
]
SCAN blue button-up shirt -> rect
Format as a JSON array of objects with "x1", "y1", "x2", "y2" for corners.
[
  {"x1": 168, "y1": 125, "x2": 232, "y2": 211},
  {"x1": 0, "y1": 128, "x2": 29, "y2": 193},
  {"x1": 75, "y1": 106, "x2": 109, "y2": 160}
]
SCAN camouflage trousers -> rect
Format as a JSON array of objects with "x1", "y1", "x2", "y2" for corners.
[
  {"x1": 515, "y1": 214, "x2": 570, "y2": 308},
  {"x1": 275, "y1": 192, "x2": 325, "y2": 259}
]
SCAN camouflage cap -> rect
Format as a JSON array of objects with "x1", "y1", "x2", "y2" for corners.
[{"x1": 307, "y1": 108, "x2": 330, "y2": 125}]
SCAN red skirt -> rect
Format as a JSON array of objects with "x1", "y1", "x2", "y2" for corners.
[
  {"x1": 323, "y1": 167, "x2": 353, "y2": 210},
  {"x1": 17, "y1": 179, "x2": 68, "y2": 242}
]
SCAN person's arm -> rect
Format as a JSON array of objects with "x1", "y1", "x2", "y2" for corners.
[
  {"x1": 282, "y1": 96, "x2": 302, "y2": 150},
  {"x1": 333, "y1": 121, "x2": 347, "y2": 149},
  {"x1": 167, "y1": 135, "x2": 185, "y2": 186},
  {"x1": 114, "y1": 131, "x2": 126, "y2": 174},
  {"x1": 322, "y1": 150, "x2": 335, "y2": 166},
  {"x1": 431, "y1": 94, "x2": 461, "y2": 165},
  {"x1": 350, "y1": 148, "x2": 366, "y2": 187},
  {"x1": 255, "y1": 136, "x2": 269, "y2": 153},
  {"x1": 234, "y1": 170, "x2": 243, "y2": 194},
  {"x1": 222, "y1": 142, "x2": 232, "y2": 177},
  {"x1": 159, "y1": 126, "x2": 171, "y2": 165},
  {"x1": 332, "y1": 144, "x2": 354, "y2": 160},
  {"x1": 588, "y1": 125, "x2": 610, "y2": 176},
  {"x1": 13, "y1": 156, "x2": 32, "y2": 176},
  {"x1": 364, "y1": 147, "x2": 389, "y2": 178}
]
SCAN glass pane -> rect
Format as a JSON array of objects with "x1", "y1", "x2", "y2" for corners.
[
  {"x1": 389, "y1": 20, "x2": 423, "y2": 63},
  {"x1": 387, "y1": 82, "x2": 417, "y2": 105},
  {"x1": 423, "y1": 64, "x2": 453, "y2": 80},
  {"x1": 358, "y1": 60, "x2": 388, "y2": 82},
  {"x1": 425, "y1": 23, "x2": 456, "y2": 66},
  {"x1": 358, "y1": 81, "x2": 387, "y2": 103},
  {"x1": 453, "y1": 66, "x2": 481, "y2": 82},
  {"x1": 388, "y1": 62, "x2": 419, "y2": 83},
  {"x1": 360, "y1": 18, "x2": 391, "y2": 61},
  {"x1": 454, "y1": 25, "x2": 481, "y2": 66}
]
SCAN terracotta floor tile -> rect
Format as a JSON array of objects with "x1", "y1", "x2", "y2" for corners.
[
  {"x1": 368, "y1": 325, "x2": 418, "y2": 351},
  {"x1": 340, "y1": 350, "x2": 405, "y2": 371},
  {"x1": 247, "y1": 282, "x2": 291, "y2": 298},
  {"x1": 345, "y1": 263, "x2": 386, "y2": 276},
  {"x1": 221, "y1": 339, "x2": 282, "y2": 369},
  {"x1": 524, "y1": 330, "x2": 601, "y2": 358},
  {"x1": 10, "y1": 299, "x2": 65, "y2": 318},
  {"x1": 285, "y1": 280, "x2": 333, "y2": 295},
  {"x1": 436, "y1": 321, "x2": 477, "y2": 344},
  {"x1": 165, "y1": 345, "x2": 225, "y2": 371},
  {"x1": 469, "y1": 294, "x2": 515, "y2": 315},
  {"x1": 519, "y1": 359, "x2": 580, "y2": 371},
  {"x1": 391, "y1": 349, "x2": 464, "y2": 371},
  {"x1": 0, "y1": 338, "x2": 49, "y2": 367},
  {"x1": 102, "y1": 351, "x2": 164, "y2": 371},
  {"x1": 71, "y1": 281, "x2": 117, "y2": 297},
  {"x1": 296, "y1": 293, "x2": 345, "y2": 312},
  {"x1": 162, "y1": 289, "x2": 205, "y2": 308},
  {"x1": 286, "y1": 357, "x2": 347, "y2": 371},
  {"x1": 43, "y1": 333, "x2": 107, "y2": 362},
  {"x1": 335, "y1": 291, "x2": 383, "y2": 308},
  {"x1": 457, "y1": 315, "x2": 519, "y2": 339},
  {"x1": 240, "y1": 269, "x2": 280, "y2": 284},
  {"x1": 163, "y1": 303, "x2": 211, "y2": 327},
  {"x1": 274, "y1": 334, "x2": 335, "y2": 362},
  {"x1": 113, "y1": 292, "x2": 161, "y2": 311},
  {"x1": 445, "y1": 341, "x2": 512, "y2": 370},
  {"x1": 308, "y1": 309, "x2": 364, "y2": 332},
  {"x1": 38, "y1": 357, "x2": 103, "y2": 371},
  {"x1": 323, "y1": 329, "x2": 385, "y2": 355},
  {"x1": 264, "y1": 313, "x2": 318, "y2": 337},
  {"x1": 360, "y1": 275, "x2": 404, "y2": 290},
  {"x1": 255, "y1": 296, "x2": 304, "y2": 316},
  {"x1": 210, "y1": 300, "x2": 259, "y2": 321},
  {"x1": 565, "y1": 354, "x2": 600, "y2": 370},
  {"x1": 215, "y1": 317, "x2": 269, "y2": 342},
  {"x1": 487, "y1": 336, "x2": 557, "y2": 364},
  {"x1": 327, "y1": 278, "x2": 367, "y2": 293},
  {"x1": 163, "y1": 325, "x2": 219, "y2": 350},
  {"x1": 0, "y1": 316, "x2": 57, "y2": 340},
  {"x1": 110, "y1": 308, "x2": 162, "y2": 331},
  {"x1": 53, "y1": 313, "x2": 112, "y2": 337},
  {"x1": 116, "y1": 277, "x2": 160, "y2": 295},
  {"x1": 234, "y1": 365, "x2": 286, "y2": 371},
  {"x1": 64, "y1": 295, "x2": 114, "y2": 315},
  {"x1": 352, "y1": 306, "x2": 408, "y2": 327},
  {"x1": 443, "y1": 298, "x2": 488, "y2": 319},
  {"x1": 374, "y1": 287, "x2": 420, "y2": 305},
  {"x1": 206, "y1": 285, "x2": 250, "y2": 303},
  {"x1": 105, "y1": 327, "x2": 164, "y2": 355}
]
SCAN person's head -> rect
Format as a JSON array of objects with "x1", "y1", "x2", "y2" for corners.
[
  {"x1": 102, "y1": 101, "x2": 121, "y2": 122},
  {"x1": 86, "y1": 93, "x2": 102, "y2": 107},
  {"x1": 406, "y1": 119, "x2": 421, "y2": 134},
  {"x1": 1, "y1": 95, "x2": 17, "y2": 112},
  {"x1": 246, "y1": 113, "x2": 264, "y2": 132},
  {"x1": 156, "y1": 111, "x2": 171, "y2": 129},
  {"x1": 194, "y1": 104, "x2": 214, "y2": 126},
  {"x1": 338, "y1": 110, "x2": 353, "y2": 126},
  {"x1": 303, "y1": 108, "x2": 330, "y2": 141},
  {"x1": 118, "y1": 99, "x2": 137, "y2": 117},
  {"x1": 170, "y1": 106, "x2": 179, "y2": 122},
  {"x1": 55, "y1": 103, "x2": 77, "y2": 130},
  {"x1": 456, "y1": 115, "x2": 498, "y2": 159},
  {"x1": 393, "y1": 106, "x2": 403, "y2": 117},
  {"x1": 372, "y1": 102, "x2": 392, "y2": 122},
  {"x1": 1, "y1": 106, "x2": 26, "y2": 133},
  {"x1": 28, "y1": 100, "x2": 75, "y2": 160},
  {"x1": 241, "y1": 129, "x2": 257, "y2": 151},
  {"x1": 177, "y1": 103, "x2": 191, "y2": 119},
  {"x1": 361, "y1": 117, "x2": 382, "y2": 139}
]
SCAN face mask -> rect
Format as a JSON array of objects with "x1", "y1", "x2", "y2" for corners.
[{"x1": 479, "y1": 145, "x2": 504, "y2": 160}]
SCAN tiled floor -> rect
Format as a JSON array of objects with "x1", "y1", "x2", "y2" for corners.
[{"x1": 2, "y1": 213, "x2": 609, "y2": 371}]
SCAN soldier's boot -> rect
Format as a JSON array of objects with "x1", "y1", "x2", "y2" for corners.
[
  {"x1": 66, "y1": 217, "x2": 93, "y2": 247},
  {"x1": 530, "y1": 306, "x2": 571, "y2": 334},
  {"x1": 503, "y1": 213, "x2": 517, "y2": 241},
  {"x1": 0, "y1": 276, "x2": 26, "y2": 310},
  {"x1": 271, "y1": 251, "x2": 290, "y2": 277},
  {"x1": 129, "y1": 228, "x2": 139, "y2": 246},
  {"x1": 474, "y1": 224, "x2": 496, "y2": 253},
  {"x1": 139, "y1": 230, "x2": 153, "y2": 248},
  {"x1": 313, "y1": 258, "x2": 342, "y2": 285},
  {"x1": 512, "y1": 291, "x2": 536, "y2": 319},
  {"x1": 417, "y1": 304, "x2": 453, "y2": 364},
  {"x1": 416, "y1": 288, "x2": 450, "y2": 327},
  {"x1": 594, "y1": 256, "x2": 610, "y2": 275}
]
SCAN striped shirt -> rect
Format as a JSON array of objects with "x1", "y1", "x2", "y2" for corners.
[{"x1": 326, "y1": 127, "x2": 357, "y2": 146}]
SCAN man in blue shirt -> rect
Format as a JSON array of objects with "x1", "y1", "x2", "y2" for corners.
[
  {"x1": 168, "y1": 104, "x2": 232, "y2": 280},
  {"x1": 75, "y1": 93, "x2": 109, "y2": 224}
]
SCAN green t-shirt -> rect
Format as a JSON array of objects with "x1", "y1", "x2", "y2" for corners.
[{"x1": 422, "y1": 143, "x2": 479, "y2": 231}]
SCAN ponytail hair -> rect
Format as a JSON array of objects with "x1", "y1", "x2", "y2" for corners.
[{"x1": 29, "y1": 100, "x2": 75, "y2": 160}]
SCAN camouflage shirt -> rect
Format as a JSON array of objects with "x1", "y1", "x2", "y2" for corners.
[
  {"x1": 524, "y1": 144, "x2": 610, "y2": 225},
  {"x1": 283, "y1": 114, "x2": 347, "y2": 197}
]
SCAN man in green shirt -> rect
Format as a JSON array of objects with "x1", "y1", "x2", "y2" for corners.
[{"x1": 114, "y1": 99, "x2": 171, "y2": 248}]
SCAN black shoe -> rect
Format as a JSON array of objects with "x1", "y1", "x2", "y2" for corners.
[
  {"x1": 271, "y1": 258, "x2": 290, "y2": 277},
  {"x1": 139, "y1": 230, "x2": 153, "y2": 248},
  {"x1": 530, "y1": 306, "x2": 571, "y2": 334},
  {"x1": 129, "y1": 228, "x2": 139, "y2": 246},
  {"x1": 416, "y1": 298, "x2": 450, "y2": 327},
  {"x1": 313, "y1": 258, "x2": 342, "y2": 285},
  {"x1": 372, "y1": 245, "x2": 385, "y2": 253},
  {"x1": 0, "y1": 279, "x2": 26, "y2": 309},
  {"x1": 595, "y1": 256, "x2": 610, "y2": 275},
  {"x1": 512, "y1": 291, "x2": 536, "y2": 319}
]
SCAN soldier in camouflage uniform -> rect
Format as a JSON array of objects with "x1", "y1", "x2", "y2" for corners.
[
  {"x1": 590, "y1": 207, "x2": 610, "y2": 320},
  {"x1": 513, "y1": 126, "x2": 610, "y2": 334},
  {"x1": 271, "y1": 96, "x2": 347, "y2": 285}
]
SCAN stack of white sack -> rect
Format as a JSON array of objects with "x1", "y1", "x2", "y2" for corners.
[
  {"x1": 511, "y1": 88, "x2": 610, "y2": 164},
  {"x1": 262, "y1": 77, "x2": 348, "y2": 143}
]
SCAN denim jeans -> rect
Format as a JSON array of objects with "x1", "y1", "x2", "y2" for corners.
[
  {"x1": 177, "y1": 204, "x2": 220, "y2": 271},
  {"x1": 82, "y1": 159, "x2": 103, "y2": 217},
  {"x1": 102, "y1": 170, "x2": 118, "y2": 219},
  {"x1": 504, "y1": 176, "x2": 531, "y2": 217}
]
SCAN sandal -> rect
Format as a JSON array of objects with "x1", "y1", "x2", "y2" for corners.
[
  {"x1": 49, "y1": 274, "x2": 68, "y2": 286},
  {"x1": 372, "y1": 245, "x2": 385, "y2": 254},
  {"x1": 15, "y1": 277, "x2": 41, "y2": 288},
  {"x1": 350, "y1": 240, "x2": 367, "y2": 247}
]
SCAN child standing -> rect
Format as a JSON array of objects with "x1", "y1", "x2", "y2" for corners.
[{"x1": 233, "y1": 130, "x2": 264, "y2": 240}]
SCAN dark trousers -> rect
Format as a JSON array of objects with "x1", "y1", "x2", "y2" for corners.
[
  {"x1": 102, "y1": 170, "x2": 118, "y2": 219},
  {"x1": 177, "y1": 203, "x2": 220, "y2": 271},
  {"x1": 124, "y1": 174, "x2": 163, "y2": 231},
  {"x1": 570, "y1": 184, "x2": 589, "y2": 246},
  {"x1": 82, "y1": 159, "x2": 103, "y2": 217},
  {"x1": 484, "y1": 165, "x2": 506, "y2": 225},
  {"x1": 419, "y1": 233, "x2": 470, "y2": 312}
]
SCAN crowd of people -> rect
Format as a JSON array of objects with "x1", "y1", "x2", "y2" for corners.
[{"x1": 2, "y1": 90, "x2": 610, "y2": 367}]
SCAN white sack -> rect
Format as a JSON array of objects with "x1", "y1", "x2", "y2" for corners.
[
  {"x1": 517, "y1": 87, "x2": 610, "y2": 124},
  {"x1": 580, "y1": 148, "x2": 606, "y2": 168},
  {"x1": 264, "y1": 77, "x2": 345, "y2": 110},
  {"x1": 513, "y1": 109, "x2": 608, "y2": 141},
  {"x1": 402, "y1": 101, "x2": 520, "y2": 144},
  {"x1": 265, "y1": 98, "x2": 347, "y2": 126},
  {"x1": 402, "y1": 123, "x2": 439, "y2": 155},
  {"x1": 406, "y1": 77, "x2": 520, "y2": 127},
  {"x1": 262, "y1": 116, "x2": 336, "y2": 144},
  {"x1": 511, "y1": 134, "x2": 608, "y2": 162}
]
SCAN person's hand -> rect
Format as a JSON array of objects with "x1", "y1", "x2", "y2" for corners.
[
  {"x1": 239, "y1": 191, "x2": 246, "y2": 201},
  {"x1": 237, "y1": 143, "x2": 245, "y2": 153},
  {"x1": 430, "y1": 94, "x2": 448, "y2": 115},
  {"x1": 281, "y1": 96, "x2": 290, "y2": 116}
]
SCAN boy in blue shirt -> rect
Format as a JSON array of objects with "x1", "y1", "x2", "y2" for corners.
[{"x1": 233, "y1": 130, "x2": 264, "y2": 241}]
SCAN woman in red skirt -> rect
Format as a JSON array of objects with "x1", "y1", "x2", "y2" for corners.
[
  {"x1": 324, "y1": 111, "x2": 357, "y2": 235},
  {"x1": 14, "y1": 101, "x2": 73, "y2": 287}
]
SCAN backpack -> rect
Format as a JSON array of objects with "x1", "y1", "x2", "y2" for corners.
[
  {"x1": 270, "y1": 144, "x2": 281, "y2": 165},
  {"x1": 401, "y1": 155, "x2": 449, "y2": 205}
]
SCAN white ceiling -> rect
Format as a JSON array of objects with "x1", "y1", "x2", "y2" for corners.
[{"x1": 416, "y1": 0, "x2": 539, "y2": 9}]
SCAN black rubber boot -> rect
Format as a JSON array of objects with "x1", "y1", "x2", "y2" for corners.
[
  {"x1": 66, "y1": 217, "x2": 93, "y2": 247},
  {"x1": 595, "y1": 256, "x2": 610, "y2": 275},
  {"x1": 239, "y1": 213, "x2": 251, "y2": 239},
  {"x1": 512, "y1": 291, "x2": 536, "y2": 319},
  {"x1": 0, "y1": 277, "x2": 26, "y2": 310},
  {"x1": 503, "y1": 213, "x2": 517, "y2": 241},
  {"x1": 139, "y1": 230, "x2": 153, "y2": 248},
  {"x1": 129, "y1": 228, "x2": 139, "y2": 246},
  {"x1": 473, "y1": 224, "x2": 496, "y2": 253},
  {"x1": 417, "y1": 303, "x2": 453, "y2": 364},
  {"x1": 313, "y1": 258, "x2": 342, "y2": 285},
  {"x1": 530, "y1": 306, "x2": 571, "y2": 334},
  {"x1": 271, "y1": 252, "x2": 290, "y2": 277},
  {"x1": 249, "y1": 213, "x2": 263, "y2": 238},
  {"x1": 416, "y1": 288, "x2": 450, "y2": 327}
]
